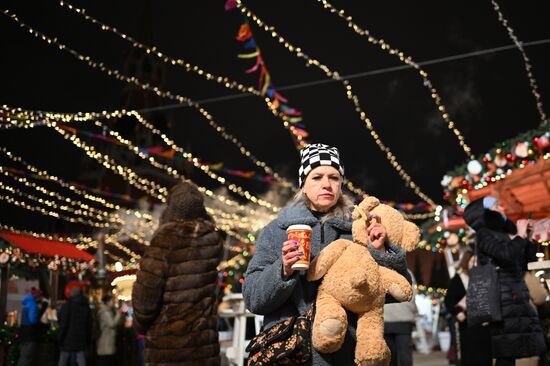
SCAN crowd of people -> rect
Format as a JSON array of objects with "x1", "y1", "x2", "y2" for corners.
[
  {"x1": 15, "y1": 283, "x2": 143, "y2": 366},
  {"x1": 7, "y1": 143, "x2": 550, "y2": 366}
]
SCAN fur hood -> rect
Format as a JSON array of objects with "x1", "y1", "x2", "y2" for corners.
[
  {"x1": 463, "y1": 198, "x2": 517, "y2": 234},
  {"x1": 151, "y1": 218, "x2": 217, "y2": 249}
]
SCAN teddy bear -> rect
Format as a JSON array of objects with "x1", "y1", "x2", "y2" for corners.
[{"x1": 307, "y1": 196, "x2": 420, "y2": 366}]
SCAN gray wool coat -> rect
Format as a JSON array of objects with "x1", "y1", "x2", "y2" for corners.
[{"x1": 243, "y1": 201, "x2": 410, "y2": 366}]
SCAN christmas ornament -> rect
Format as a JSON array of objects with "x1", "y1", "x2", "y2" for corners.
[
  {"x1": 494, "y1": 155, "x2": 507, "y2": 167},
  {"x1": 440, "y1": 175, "x2": 452, "y2": 187},
  {"x1": 535, "y1": 133, "x2": 550, "y2": 149},
  {"x1": 467, "y1": 160, "x2": 483, "y2": 175},
  {"x1": 447, "y1": 233, "x2": 459, "y2": 246},
  {"x1": 514, "y1": 142, "x2": 529, "y2": 158}
]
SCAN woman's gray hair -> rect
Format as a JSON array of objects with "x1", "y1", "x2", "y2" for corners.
[{"x1": 291, "y1": 188, "x2": 354, "y2": 223}]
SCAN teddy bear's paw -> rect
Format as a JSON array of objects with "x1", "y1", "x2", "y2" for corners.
[
  {"x1": 388, "y1": 283, "x2": 411, "y2": 302},
  {"x1": 355, "y1": 340, "x2": 389, "y2": 366},
  {"x1": 313, "y1": 318, "x2": 346, "y2": 353},
  {"x1": 319, "y1": 318, "x2": 345, "y2": 338}
]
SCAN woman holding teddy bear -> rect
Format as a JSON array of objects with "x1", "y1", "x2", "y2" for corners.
[{"x1": 243, "y1": 143, "x2": 411, "y2": 366}]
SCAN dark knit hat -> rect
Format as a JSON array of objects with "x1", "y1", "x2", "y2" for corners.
[
  {"x1": 298, "y1": 143, "x2": 344, "y2": 187},
  {"x1": 160, "y1": 181, "x2": 208, "y2": 224}
]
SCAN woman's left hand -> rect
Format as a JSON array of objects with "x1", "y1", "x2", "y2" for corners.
[{"x1": 367, "y1": 214, "x2": 387, "y2": 251}]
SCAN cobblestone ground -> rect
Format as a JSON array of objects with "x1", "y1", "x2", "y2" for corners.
[{"x1": 414, "y1": 351, "x2": 449, "y2": 366}]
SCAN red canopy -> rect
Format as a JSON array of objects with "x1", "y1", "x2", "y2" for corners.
[{"x1": 0, "y1": 231, "x2": 95, "y2": 262}]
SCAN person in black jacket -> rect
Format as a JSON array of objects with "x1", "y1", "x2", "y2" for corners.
[
  {"x1": 463, "y1": 196, "x2": 546, "y2": 366},
  {"x1": 444, "y1": 249, "x2": 492, "y2": 366},
  {"x1": 57, "y1": 286, "x2": 92, "y2": 366}
]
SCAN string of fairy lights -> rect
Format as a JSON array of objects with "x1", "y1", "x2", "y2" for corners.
[
  {"x1": 0, "y1": 146, "x2": 123, "y2": 211},
  {"x1": 235, "y1": 0, "x2": 437, "y2": 207},
  {"x1": 314, "y1": 0, "x2": 474, "y2": 160},
  {"x1": 0, "y1": 11, "x2": 290, "y2": 191},
  {"x1": 30, "y1": 1, "x2": 376, "y2": 199},
  {"x1": 92, "y1": 118, "x2": 280, "y2": 213},
  {"x1": 55, "y1": 1, "x2": 311, "y2": 150},
  {"x1": 0, "y1": 147, "x2": 154, "y2": 224},
  {"x1": 0, "y1": 106, "x2": 293, "y2": 197},
  {"x1": 1, "y1": 105, "x2": 434, "y2": 220},
  {"x1": 1, "y1": 136, "x2": 262, "y2": 250},
  {"x1": 0, "y1": 166, "x2": 122, "y2": 224},
  {"x1": 0, "y1": 165, "x2": 160, "y2": 247},
  {"x1": 0, "y1": 5, "x2": 452, "y2": 252},
  {"x1": 490, "y1": 0, "x2": 546, "y2": 124},
  {"x1": 0, "y1": 177, "x2": 252, "y2": 264},
  {"x1": 52, "y1": 121, "x2": 276, "y2": 220},
  {"x1": 0, "y1": 10, "x2": 439, "y2": 213},
  {"x1": 0, "y1": 192, "x2": 111, "y2": 228},
  {"x1": 0, "y1": 113, "x2": 274, "y2": 242},
  {"x1": 48, "y1": 122, "x2": 265, "y2": 232},
  {"x1": 0, "y1": 181, "x2": 114, "y2": 228}
]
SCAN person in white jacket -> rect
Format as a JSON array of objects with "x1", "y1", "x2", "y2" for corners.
[{"x1": 96, "y1": 294, "x2": 122, "y2": 366}]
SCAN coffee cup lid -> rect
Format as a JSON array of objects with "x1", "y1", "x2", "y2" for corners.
[{"x1": 286, "y1": 224, "x2": 312, "y2": 232}]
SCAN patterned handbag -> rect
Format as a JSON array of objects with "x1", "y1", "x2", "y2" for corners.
[{"x1": 246, "y1": 304, "x2": 314, "y2": 366}]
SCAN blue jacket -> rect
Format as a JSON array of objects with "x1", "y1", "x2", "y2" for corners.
[
  {"x1": 20, "y1": 293, "x2": 39, "y2": 326},
  {"x1": 243, "y1": 201, "x2": 409, "y2": 366}
]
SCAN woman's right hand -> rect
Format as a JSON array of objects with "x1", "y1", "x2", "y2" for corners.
[{"x1": 282, "y1": 240, "x2": 301, "y2": 279}]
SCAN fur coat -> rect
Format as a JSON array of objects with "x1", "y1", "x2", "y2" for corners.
[{"x1": 132, "y1": 218, "x2": 223, "y2": 366}]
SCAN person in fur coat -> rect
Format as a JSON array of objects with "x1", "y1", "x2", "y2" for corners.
[
  {"x1": 463, "y1": 197, "x2": 546, "y2": 366},
  {"x1": 132, "y1": 181, "x2": 223, "y2": 366}
]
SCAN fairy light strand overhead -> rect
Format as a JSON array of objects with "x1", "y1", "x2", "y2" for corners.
[
  {"x1": 0, "y1": 105, "x2": 289, "y2": 190},
  {"x1": 1, "y1": 106, "x2": 434, "y2": 217},
  {"x1": 490, "y1": 0, "x2": 547, "y2": 124},
  {"x1": 53, "y1": 0, "x2": 375, "y2": 198},
  {"x1": 52, "y1": 121, "x2": 276, "y2": 218},
  {"x1": 235, "y1": 0, "x2": 437, "y2": 207},
  {"x1": 0, "y1": 9, "x2": 286, "y2": 190},
  {"x1": 78, "y1": 118, "x2": 280, "y2": 213},
  {"x1": 21, "y1": 117, "x2": 267, "y2": 233},
  {"x1": 0, "y1": 6, "x2": 359, "y2": 201},
  {"x1": 313, "y1": 0, "x2": 474, "y2": 160},
  {"x1": 56, "y1": 0, "x2": 310, "y2": 149},
  {"x1": 0, "y1": 147, "x2": 153, "y2": 222},
  {"x1": 47, "y1": 118, "x2": 272, "y2": 221},
  {"x1": 0, "y1": 109, "x2": 272, "y2": 231},
  {"x1": 1, "y1": 8, "x2": 437, "y2": 210}
]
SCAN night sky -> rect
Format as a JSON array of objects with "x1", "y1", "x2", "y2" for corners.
[{"x1": 1, "y1": 0, "x2": 550, "y2": 234}]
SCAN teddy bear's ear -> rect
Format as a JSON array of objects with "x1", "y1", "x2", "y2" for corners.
[
  {"x1": 360, "y1": 196, "x2": 380, "y2": 211},
  {"x1": 400, "y1": 221, "x2": 421, "y2": 252}
]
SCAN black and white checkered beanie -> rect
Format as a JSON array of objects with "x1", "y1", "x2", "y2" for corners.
[{"x1": 298, "y1": 143, "x2": 344, "y2": 187}]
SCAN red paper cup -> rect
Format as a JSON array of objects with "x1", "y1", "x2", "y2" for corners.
[{"x1": 287, "y1": 224, "x2": 312, "y2": 270}]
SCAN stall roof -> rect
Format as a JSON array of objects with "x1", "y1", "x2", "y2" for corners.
[
  {"x1": 0, "y1": 231, "x2": 95, "y2": 262},
  {"x1": 467, "y1": 159, "x2": 550, "y2": 220}
]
